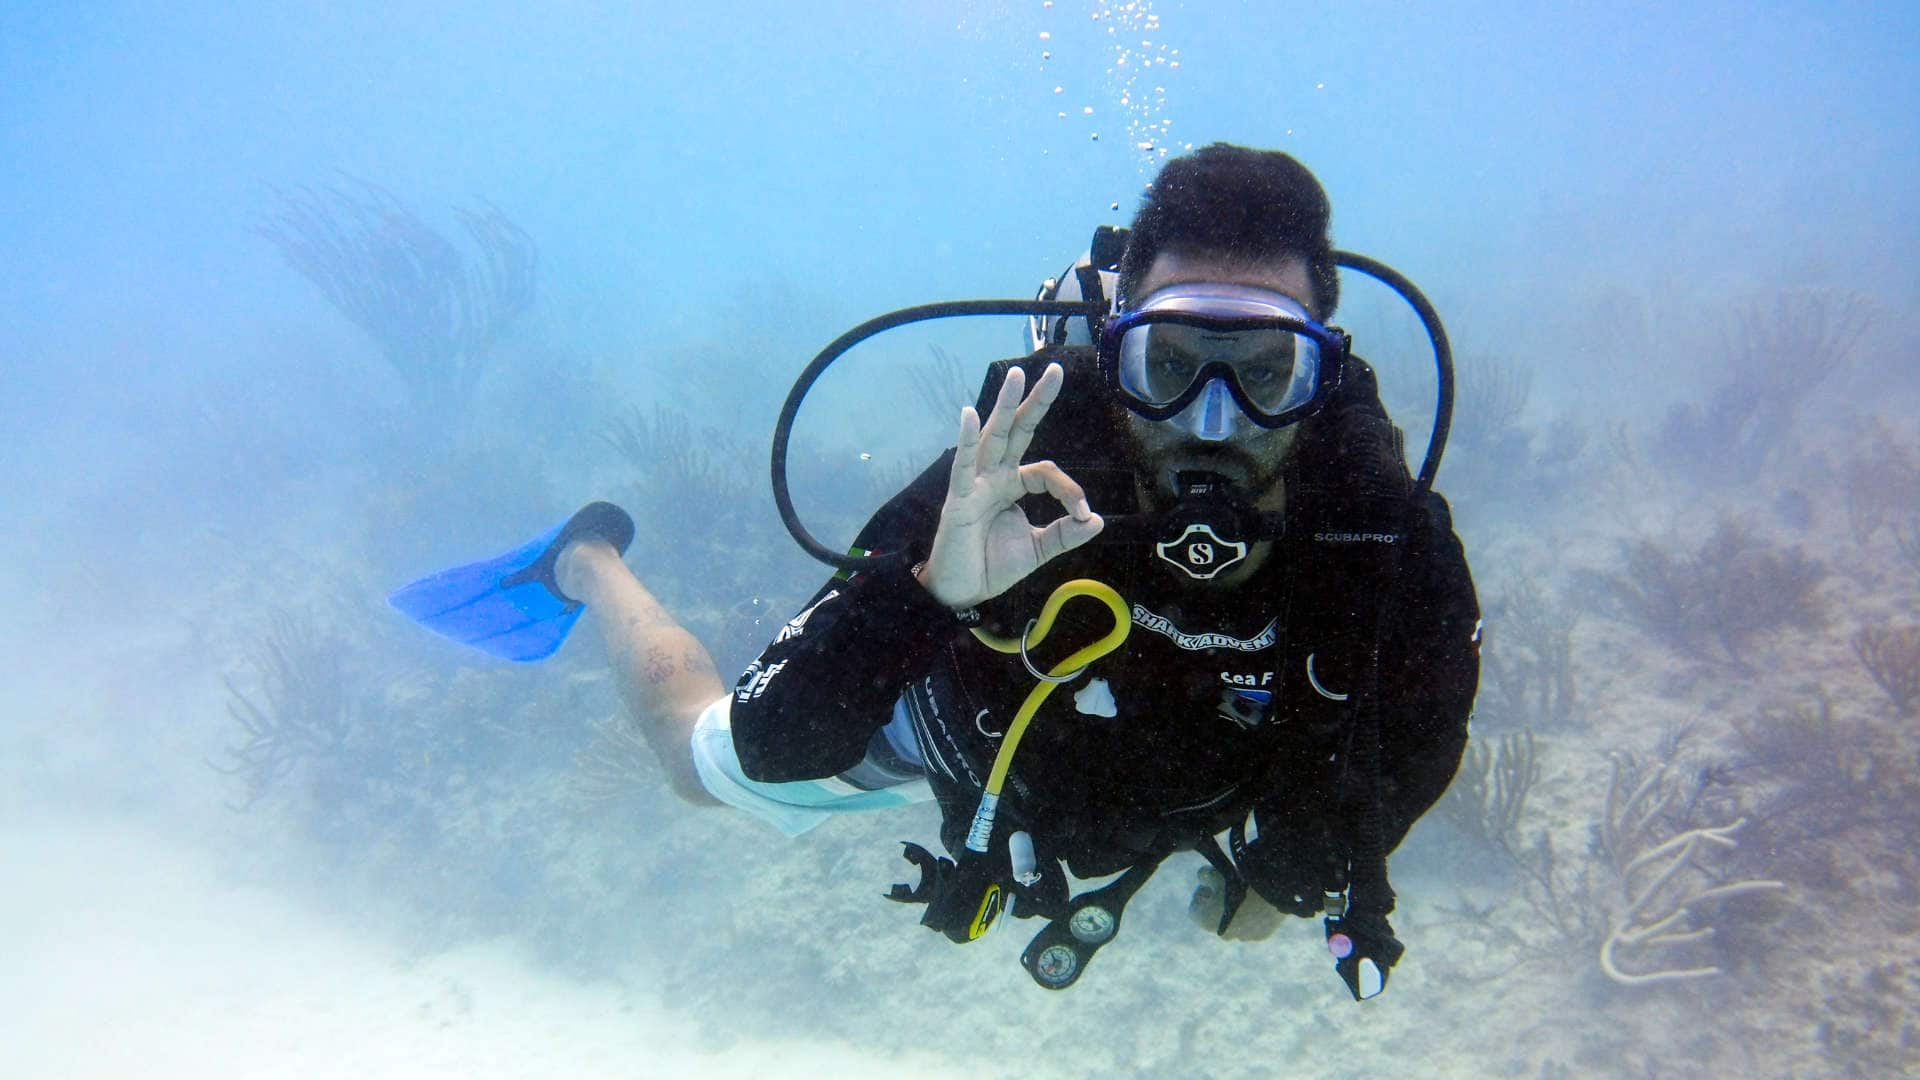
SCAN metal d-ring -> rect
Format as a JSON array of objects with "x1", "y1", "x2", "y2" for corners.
[{"x1": 1020, "y1": 619, "x2": 1086, "y2": 684}]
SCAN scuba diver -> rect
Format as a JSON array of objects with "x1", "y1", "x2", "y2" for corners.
[{"x1": 391, "y1": 143, "x2": 1480, "y2": 999}]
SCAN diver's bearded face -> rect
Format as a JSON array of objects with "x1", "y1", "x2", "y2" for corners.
[{"x1": 1119, "y1": 250, "x2": 1318, "y2": 504}]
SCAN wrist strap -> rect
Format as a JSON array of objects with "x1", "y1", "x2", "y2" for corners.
[{"x1": 909, "y1": 561, "x2": 982, "y2": 625}]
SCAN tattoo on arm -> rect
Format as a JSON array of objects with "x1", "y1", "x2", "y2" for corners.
[{"x1": 640, "y1": 644, "x2": 678, "y2": 685}]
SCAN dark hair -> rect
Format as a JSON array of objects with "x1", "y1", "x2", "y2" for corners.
[{"x1": 1117, "y1": 143, "x2": 1339, "y2": 317}]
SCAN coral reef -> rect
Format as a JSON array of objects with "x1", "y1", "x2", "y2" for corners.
[
  {"x1": 1591, "y1": 747, "x2": 1785, "y2": 986},
  {"x1": 1438, "y1": 729, "x2": 1539, "y2": 854},
  {"x1": 1852, "y1": 623, "x2": 1920, "y2": 716},
  {"x1": 1584, "y1": 517, "x2": 1827, "y2": 668},
  {"x1": 1731, "y1": 691, "x2": 1877, "y2": 836},
  {"x1": 1730, "y1": 689, "x2": 1920, "y2": 900},
  {"x1": 1816, "y1": 962, "x2": 1920, "y2": 1075},
  {"x1": 211, "y1": 609, "x2": 353, "y2": 810},
  {"x1": 1440, "y1": 353, "x2": 1588, "y2": 518},
  {"x1": 907, "y1": 344, "x2": 978, "y2": 431},
  {"x1": 1650, "y1": 288, "x2": 1872, "y2": 488},
  {"x1": 1895, "y1": 521, "x2": 1920, "y2": 586},
  {"x1": 566, "y1": 712, "x2": 659, "y2": 806},
  {"x1": 257, "y1": 180, "x2": 536, "y2": 416},
  {"x1": 1840, "y1": 417, "x2": 1920, "y2": 545},
  {"x1": 600, "y1": 405, "x2": 758, "y2": 530},
  {"x1": 1478, "y1": 577, "x2": 1580, "y2": 729},
  {"x1": 1449, "y1": 724, "x2": 1792, "y2": 992}
]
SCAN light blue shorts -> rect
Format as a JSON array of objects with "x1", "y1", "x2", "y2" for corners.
[{"x1": 690, "y1": 694, "x2": 934, "y2": 837}]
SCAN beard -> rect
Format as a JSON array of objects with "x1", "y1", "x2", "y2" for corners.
[{"x1": 1124, "y1": 414, "x2": 1296, "y2": 511}]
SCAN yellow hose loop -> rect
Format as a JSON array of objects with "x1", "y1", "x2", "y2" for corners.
[
  {"x1": 968, "y1": 579, "x2": 1129, "y2": 657},
  {"x1": 967, "y1": 580, "x2": 1130, "y2": 797}
]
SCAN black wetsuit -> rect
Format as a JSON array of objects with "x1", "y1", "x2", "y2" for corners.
[{"x1": 732, "y1": 346, "x2": 1479, "y2": 903}]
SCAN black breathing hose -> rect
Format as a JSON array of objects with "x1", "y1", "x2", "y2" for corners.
[
  {"x1": 1331, "y1": 250, "x2": 1454, "y2": 497},
  {"x1": 770, "y1": 299, "x2": 1100, "y2": 570},
  {"x1": 769, "y1": 256, "x2": 1452, "y2": 569}
]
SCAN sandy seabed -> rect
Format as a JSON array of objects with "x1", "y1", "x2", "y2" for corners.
[{"x1": 0, "y1": 816, "x2": 954, "y2": 1080}]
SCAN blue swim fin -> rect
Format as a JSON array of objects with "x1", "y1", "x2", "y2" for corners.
[{"x1": 389, "y1": 501, "x2": 635, "y2": 662}]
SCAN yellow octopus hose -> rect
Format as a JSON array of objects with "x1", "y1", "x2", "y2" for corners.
[{"x1": 961, "y1": 579, "x2": 1130, "y2": 852}]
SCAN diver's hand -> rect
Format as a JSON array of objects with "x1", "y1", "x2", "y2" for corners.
[
  {"x1": 918, "y1": 363, "x2": 1103, "y2": 610},
  {"x1": 1325, "y1": 910, "x2": 1404, "y2": 1001}
]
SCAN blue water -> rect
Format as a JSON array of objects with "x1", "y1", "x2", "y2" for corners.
[{"x1": 2, "y1": 3, "x2": 1917, "y2": 1076}]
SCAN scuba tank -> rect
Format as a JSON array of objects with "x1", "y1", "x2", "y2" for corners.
[{"x1": 1026, "y1": 224, "x2": 1127, "y2": 352}]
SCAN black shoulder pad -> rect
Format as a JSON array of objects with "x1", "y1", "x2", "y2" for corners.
[
  {"x1": 1329, "y1": 355, "x2": 1390, "y2": 420},
  {"x1": 1289, "y1": 356, "x2": 1412, "y2": 507}
]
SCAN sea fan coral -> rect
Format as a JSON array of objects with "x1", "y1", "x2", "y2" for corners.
[
  {"x1": 1852, "y1": 623, "x2": 1920, "y2": 716},
  {"x1": 1587, "y1": 517, "x2": 1826, "y2": 667},
  {"x1": 257, "y1": 180, "x2": 536, "y2": 416}
]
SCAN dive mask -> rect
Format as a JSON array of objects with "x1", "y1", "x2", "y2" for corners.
[{"x1": 1098, "y1": 283, "x2": 1349, "y2": 440}]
